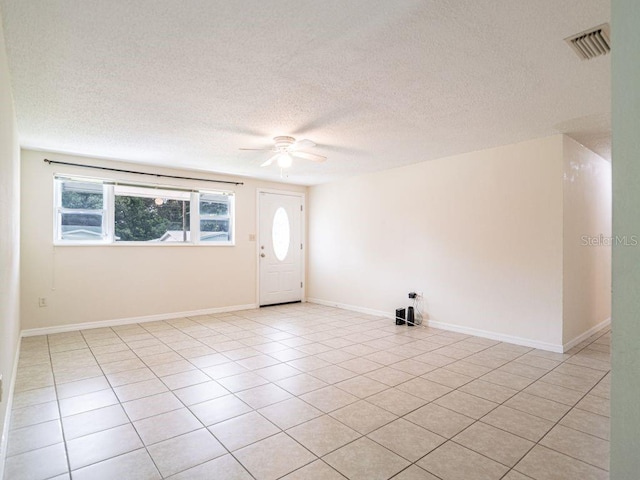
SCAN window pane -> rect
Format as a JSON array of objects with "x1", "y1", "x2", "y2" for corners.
[
  {"x1": 200, "y1": 219, "x2": 230, "y2": 242},
  {"x1": 115, "y1": 196, "x2": 190, "y2": 242},
  {"x1": 61, "y1": 181, "x2": 104, "y2": 209},
  {"x1": 272, "y1": 207, "x2": 290, "y2": 261},
  {"x1": 60, "y1": 213, "x2": 104, "y2": 240}
]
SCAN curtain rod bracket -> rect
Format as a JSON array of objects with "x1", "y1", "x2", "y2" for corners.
[{"x1": 43, "y1": 159, "x2": 244, "y2": 186}]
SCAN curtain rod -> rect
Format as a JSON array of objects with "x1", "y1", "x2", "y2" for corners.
[{"x1": 43, "y1": 159, "x2": 244, "y2": 186}]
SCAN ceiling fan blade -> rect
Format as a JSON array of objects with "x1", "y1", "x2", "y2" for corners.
[
  {"x1": 292, "y1": 151, "x2": 327, "y2": 163},
  {"x1": 288, "y1": 139, "x2": 315, "y2": 152},
  {"x1": 261, "y1": 153, "x2": 279, "y2": 167}
]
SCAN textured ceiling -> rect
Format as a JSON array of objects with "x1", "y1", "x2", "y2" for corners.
[{"x1": 0, "y1": 0, "x2": 610, "y2": 185}]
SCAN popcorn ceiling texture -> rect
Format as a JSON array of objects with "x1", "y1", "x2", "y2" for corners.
[{"x1": 0, "y1": 0, "x2": 609, "y2": 185}]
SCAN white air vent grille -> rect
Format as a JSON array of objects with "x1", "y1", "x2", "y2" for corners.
[{"x1": 565, "y1": 24, "x2": 611, "y2": 60}]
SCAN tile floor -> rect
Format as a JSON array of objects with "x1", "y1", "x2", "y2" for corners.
[{"x1": 4, "y1": 303, "x2": 611, "y2": 480}]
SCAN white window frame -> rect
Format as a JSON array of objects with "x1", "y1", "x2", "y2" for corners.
[{"x1": 54, "y1": 175, "x2": 235, "y2": 246}]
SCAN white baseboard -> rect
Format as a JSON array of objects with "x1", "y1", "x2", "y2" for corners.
[
  {"x1": 21, "y1": 304, "x2": 258, "y2": 337},
  {"x1": 307, "y1": 298, "x2": 565, "y2": 352},
  {"x1": 0, "y1": 337, "x2": 21, "y2": 480},
  {"x1": 306, "y1": 298, "x2": 391, "y2": 319},
  {"x1": 563, "y1": 317, "x2": 611, "y2": 353},
  {"x1": 426, "y1": 320, "x2": 565, "y2": 353}
]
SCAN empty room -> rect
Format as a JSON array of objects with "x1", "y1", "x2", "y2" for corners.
[{"x1": 1, "y1": 1, "x2": 639, "y2": 480}]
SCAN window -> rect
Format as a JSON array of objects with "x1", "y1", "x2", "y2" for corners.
[{"x1": 54, "y1": 176, "x2": 234, "y2": 245}]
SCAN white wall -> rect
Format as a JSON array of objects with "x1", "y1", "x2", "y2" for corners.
[
  {"x1": 309, "y1": 136, "x2": 565, "y2": 349},
  {"x1": 0, "y1": 7, "x2": 21, "y2": 471},
  {"x1": 20, "y1": 150, "x2": 306, "y2": 330},
  {"x1": 562, "y1": 136, "x2": 612, "y2": 345},
  {"x1": 611, "y1": 0, "x2": 640, "y2": 476}
]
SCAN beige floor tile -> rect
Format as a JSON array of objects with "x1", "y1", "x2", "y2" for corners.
[
  {"x1": 366, "y1": 388, "x2": 427, "y2": 416},
  {"x1": 434, "y1": 390, "x2": 498, "y2": 419},
  {"x1": 368, "y1": 418, "x2": 445, "y2": 461},
  {"x1": 576, "y1": 394, "x2": 610, "y2": 417},
  {"x1": 339, "y1": 357, "x2": 383, "y2": 374},
  {"x1": 300, "y1": 386, "x2": 359, "y2": 413},
  {"x1": 173, "y1": 380, "x2": 229, "y2": 405},
  {"x1": 4, "y1": 443, "x2": 68, "y2": 480},
  {"x1": 396, "y1": 377, "x2": 452, "y2": 401},
  {"x1": 514, "y1": 445, "x2": 608, "y2": 480},
  {"x1": 148, "y1": 428, "x2": 227, "y2": 477},
  {"x1": 324, "y1": 437, "x2": 410, "y2": 480},
  {"x1": 217, "y1": 372, "x2": 269, "y2": 392},
  {"x1": 62, "y1": 404, "x2": 130, "y2": 439},
  {"x1": 364, "y1": 366, "x2": 414, "y2": 386},
  {"x1": 453, "y1": 422, "x2": 534, "y2": 467},
  {"x1": 148, "y1": 358, "x2": 195, "y2": 376},
  {"x1": 161, "y1": 369, "x2": 211, "y2": 390},
  {"x1": 10, "y1": 401, "x2": 60, "y2": 429},
  {"x1": 281, "y1": 459, "x2": 346, "y2": 479},
  {"x1": 114, "y1": 378, "x2": 168, "y2": 402},
  {"x1": 66, "y1": 423, "x2": 143, "y2": 470},
  {"x1": 505, "y1": 392, "x2": 571, "y2": 422},
  {"x1": 481, "y1": 405, "x2": 554, "y2": 442},
  {"x1": 444, "y1": 360, "x2": 493, "y2": 378},
  {"x1": 286, "y1": 356, "x2": 333, "y2": 372},
  {"x1": 539, "y1": 371, "x2": 598, "y2": 393},
  {"x1": 106, "y1": 367, "x2": 156, "y2": 387},
  {"x1": 310, "y1": 365, "x2": 358, "y2": 384},
  {"x1": 11, "y1": 386, "x2": 57, "y2": 410},
  {"x1": 391, "y1": 465, "x2": 440, "y2": 479},
  {"x1": 134, "y1": 408, "x2": 202, "y2": 445},
  {"x1": 56, "y1": 376, "x2": 110, "y2": 399},
  {"x1": 209, "y1": 411, "x2": 280, "y2": 451},
  {"x1": 255, "y1": 363, "x2": 302, "y2": 381},
  {"x1": 540, "y1": 424, "x2": 609, "y2": 470},
  {"x1": 7, "y1": 419, "x2": 63, "y2": 456},
  {"x1": 236, "y1": 383, "x2": 293, "y2": 408},
  {"x1": 60, "y1": 388, "x2": 119, "y2": 417},
  {"x1": 276, "y1": 373, "x2": 329, "y2": 395},
  {"x1": 202, "y1": 361, "x2": 248, "y2": 379},
  {"x1": 458, "y1": 379, "x2": 518, "y2": 403},
  {"x1": 497, "y1": 362, "x2": 549, "y2": 380},
  {"x1": 71, "y1": 448, "x2": 161, "y2": 480},
  {"x1": 389, "y1": 359, "x2": 438, "y2": 376},
  {"x1": 523, "y1": 380, "x2": 584, "y2": 406},
  {"x1": 417, "y1": 441, "x2": 509, "y2": 480},
  {"x1": 234, "y1": 432, "x2": 316, "y2": 480},
  {"x1": 165, "y1": 454, "x2": 253, "y2": 480},
  {"x1": 405, "y1": 403, "x2": 475, "y2": 438},
  {"x1": 481, "y1": 370, "x2": 534, "y2": 390},
  {"x1": 334, "y1": 376, "x2": 388, "y2": 398},
  {"x1": 122, "y1": 391, "x2": 183, "y2": 421},
  {"x1": 258, "y1": 397, "x2": 322, "y2": 429},
  {"x1": 287, "y1": 415, "x2": 360, "y2": 456},
  {"x1": 330, "y1": 400, "x2": 397, "y2": 434},
  {"x1": 560, "y1": 408, "x2": 610, "y2": 440},
  {"x1": 190, "y1": 353, "x2": 233, "y2": 369},
  {"x1": 100, "y1": 358, "x2": 147, "y2": 374},
  {"x1": 422, "y1": 368, "x2": 474, "y2": 388},
  {"x1": 190, "y1": 394, "x2": 252, "y2": 426},
  {"x1": 501, "y1": 471, "x2": 533, "y2": 480}
]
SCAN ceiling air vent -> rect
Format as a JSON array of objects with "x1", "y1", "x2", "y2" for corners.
[{"x1": 565, "y1": 23, "x2": 610, "y2": 60}]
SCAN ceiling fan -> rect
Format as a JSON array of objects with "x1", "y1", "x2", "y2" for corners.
[{"x1": 240, "y1": 136, "x2": 327, "y2": 168}]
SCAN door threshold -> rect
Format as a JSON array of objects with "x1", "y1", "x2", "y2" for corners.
[{"x1": 260, "y1": 300, "x2": 302, "y2": 308}]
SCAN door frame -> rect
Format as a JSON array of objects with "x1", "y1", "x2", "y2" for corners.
[{"x1": 256, "y1": 188, "x2": 306, "y2": 307}]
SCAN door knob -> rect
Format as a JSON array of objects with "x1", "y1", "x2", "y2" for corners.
[{"x1": 260, "y1": 253, "x2": 266, "y2": 258}]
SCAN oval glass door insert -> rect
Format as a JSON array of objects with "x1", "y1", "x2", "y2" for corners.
[{"x1": 272, "y1": 207, "x2": 290, "y2": 261}]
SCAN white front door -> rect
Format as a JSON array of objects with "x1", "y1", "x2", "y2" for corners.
[{"x1": 258, "y1": 192, "x2": 303, "y2": 306}]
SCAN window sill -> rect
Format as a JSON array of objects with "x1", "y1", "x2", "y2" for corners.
[{"x1": 53, "y1": 242, "x2": 235, "y2": 247}]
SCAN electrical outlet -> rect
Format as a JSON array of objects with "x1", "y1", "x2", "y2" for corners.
[
  {"x1": 248, "y1": 234, "x2": 256, "y2": 242},
  {"x1": 38, "y1": 297, "x2": 47, "y2": 307}
]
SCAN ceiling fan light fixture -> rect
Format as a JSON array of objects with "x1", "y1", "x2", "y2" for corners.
[{"x1": 277, "y1": 152, "x2": 293, "y2": 168}]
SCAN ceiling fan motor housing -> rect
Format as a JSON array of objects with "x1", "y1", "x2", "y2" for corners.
[{"x1": 273, "y1": 136, "x2": 295, "y2": 150}]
